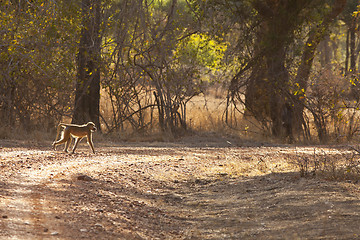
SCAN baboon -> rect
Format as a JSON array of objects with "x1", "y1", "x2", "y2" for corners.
[{"x1": 52, "y1": 122, "x2": 96, "y2": 154}]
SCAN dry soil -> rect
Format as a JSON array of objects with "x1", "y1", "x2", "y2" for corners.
[{"x1": 1, "y1": 136, "x2": 360, "y2": 239}]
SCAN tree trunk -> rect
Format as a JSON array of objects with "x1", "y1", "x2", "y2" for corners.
[
  {"x1": 293, "y1": 0, "x2": 346, "y2": 142},
  {"x1": 243, "y1": 0, "x2": 346, "y2": 142},
  {"x1": 345, "y1": 29, "x2": 350, "y2": 72},
  {"x1": 244, "y1": 3, "x2": 295, "y2": 140},
  {"x1": 319, "y1": 35, "x2": 331, "y2": 66},
  {"x1": 73, "y1": 0, "x2": 101, "y2": 129},
  {"x1": 295, "y1": 0, "x2": 347, "y2": 92},
  {"x1": 267, "y1": 47, "x2": 290, "y2": 138},
  {"x1": 349, "y1": 20, "x2": 357, "y2": 73}
]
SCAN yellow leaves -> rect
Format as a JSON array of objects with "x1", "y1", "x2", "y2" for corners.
[
  {"x1": 350, "y1": 78, "x2": 358, "y2": 86},
  {"x1": 352, "y1": 9, "x2": 359, "y2": 17},
  {"x1": 293, "y1": 89, "x2": 305, "y2": 97},
  {"x1": 293, "y1": 82, "x2": 306, "y2": 98},
  {"x1": 174, "y1": 33, "x2": 228, "y2": 72},
  {"x1": 244, "y1": 126, "x2": 249, "y2": 134}
]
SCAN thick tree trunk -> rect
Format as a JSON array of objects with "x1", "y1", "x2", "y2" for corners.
[
  {"x1": 244, "y1": 7, "x2": 293, "y2": 140},
  {"x1": 243, "y1": 23, "x2": 269, "y2": 123},
  {"x1": 243, "y1": 0, "x2": 346, "y2": 142},
  {"x1": 73, "y1": 0, "x2": 101, "y2": 129},
  {"x1": 267, "y1": 47, "x2": 290, "y2": 138}
]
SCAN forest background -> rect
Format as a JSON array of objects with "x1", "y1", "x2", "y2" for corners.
[{"x1": 1, "y1": 0, "x2": 360, "y2": 144}]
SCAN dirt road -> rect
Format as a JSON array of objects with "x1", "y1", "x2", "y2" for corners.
[{"x1": 1, "y1": 138, "x2": 360, "y2": 239}]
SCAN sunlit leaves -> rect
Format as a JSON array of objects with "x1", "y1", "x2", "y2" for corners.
[
  {"x1": 174, "y1": 33, "x2": 228, "y2": 73},
  {"x1": 0, "y1": 0, "x2": 82, "y2": 126}
]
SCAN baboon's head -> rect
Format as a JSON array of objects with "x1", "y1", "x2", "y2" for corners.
[{"x1": 87, "y1": 122, "x2": 97, "y2": 132}]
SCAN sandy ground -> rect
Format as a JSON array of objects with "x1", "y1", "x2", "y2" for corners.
[{"x1": 1, "y1": 136, "x2": 360, "y2": 239}]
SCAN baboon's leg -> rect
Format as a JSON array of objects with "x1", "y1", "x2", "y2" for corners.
[
  {"x1": 87, "y1": 136, "x2": 95, "y2": 154},
  {"x1": 53, "y1": 136, "x2": 69, "y2": 150},
  {"x1": 52, "y1": 125, "x2": 64, "y2": 150},
  {"x1": 72, "y1": 137, "x2": 82, "y2": 153},
  {"x1": 64, "y1": 137, "x2": 72, "y2": 153}
]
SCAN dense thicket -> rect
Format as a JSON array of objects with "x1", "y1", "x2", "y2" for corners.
[{"x1": 0, "y1": 0, "x2": 359, "y2": 142}]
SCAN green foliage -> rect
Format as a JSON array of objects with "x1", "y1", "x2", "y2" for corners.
[
  {"x1": 174, "y1": 33, "x2": 228, "y2": 73},
  {"x1": 0, "y1": 0, "x2": 357, "y2": 141},
  {"x1": 0, "y1": 0, "x2": 80, "y2": 129}
]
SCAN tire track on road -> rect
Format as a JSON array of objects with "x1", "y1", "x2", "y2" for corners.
[{"x1": 0, "y1": 150, "x2": 63, "y2": 239}]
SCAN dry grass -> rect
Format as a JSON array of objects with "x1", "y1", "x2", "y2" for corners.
[
  {"x1": 290, "y1": 147, "x2": 360, "y2": 182},
  {"x1": 0, "y1": 126, "x2": 54, "y2": 143},
  {"x1": 186, "y1": 94, "x2": 227, "y2": 132}
]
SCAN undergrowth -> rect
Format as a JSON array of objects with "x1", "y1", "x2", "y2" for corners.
[{"x1": 292, "y1": 146, "x2": 360, "y2": 182}]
